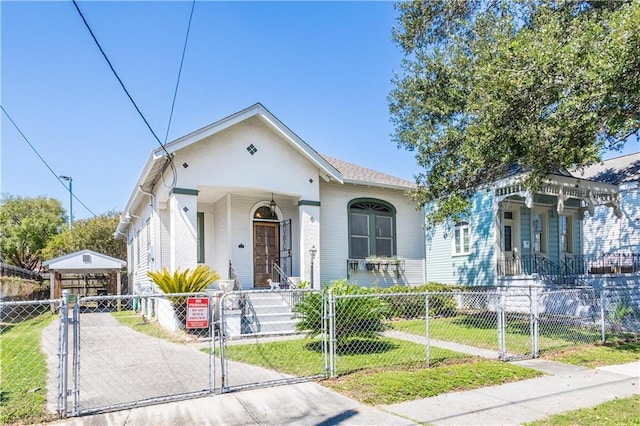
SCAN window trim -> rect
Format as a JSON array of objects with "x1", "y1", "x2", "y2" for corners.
[
  {"x1": 347, "y1": 198, "x2": 397, "y2": 259},
  {"x1": 532, "y1": 211, "x2": 547, "y2": 254},
  {"x1": 559, "y1": 214, "x2": 573, "y2": 254},
  {"x1": 452, "y1": 221, "x2": 472, "y2": 256}
]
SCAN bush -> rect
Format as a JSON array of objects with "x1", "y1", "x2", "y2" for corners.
[
  {"x1": 376, "y1": 282, "x2": 460, "y2": 319},
  {"x1": 294, "y1": 280, "x2": 389, "y2": 341}
]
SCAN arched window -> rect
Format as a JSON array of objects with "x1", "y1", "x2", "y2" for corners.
[
  {"x1": 253, "y1": 206, "x2": 278, "y2": 221},
  {"x1": 348, "y1": 199, "x2": 396, "y2": 259}
]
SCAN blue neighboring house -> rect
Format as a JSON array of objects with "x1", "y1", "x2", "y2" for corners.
[{"x1": 425, "y1": 160, "x2": 633, "y2": 287}]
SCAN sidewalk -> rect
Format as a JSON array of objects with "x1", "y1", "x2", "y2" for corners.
[{"x1": 53, "y1": 359, "x2": 639, "y2": 426}]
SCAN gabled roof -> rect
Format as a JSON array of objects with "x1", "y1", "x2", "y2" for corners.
[
  {"x1": 119, "y1": 103, "x2": 343, "y2": 220},
  {"x1": 43, "y1": 249, "x2": 126, "y2": 272},
  {"x1": 322, "y1": 155, "x2": 416, "y2": 190},
  {"x1": 573, "y1": 152, "x2": 640, "y2": 185}
]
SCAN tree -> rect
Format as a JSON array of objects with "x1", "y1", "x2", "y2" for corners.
[
  {"x1": 389, "y1": 0, "x2": 640, "y2": 224},
  {"x1": 41, "y1": 211, "x2": 127, "y2": 261},
  {"x1": 0, "y1": 195, "x2": 66, "y2": 270}
]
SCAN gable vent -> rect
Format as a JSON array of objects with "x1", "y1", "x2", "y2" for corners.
[
  {"x1": 246, "y1": 144, "x2": 258, "y2": 155},
  {"x1": 82, "y1": 254, "x2": 92, "y2": 264}
]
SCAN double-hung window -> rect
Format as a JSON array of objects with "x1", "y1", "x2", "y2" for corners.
[
  {"x1": 349, "y1": 199, "x2": 396, "y2": 259},
  {"x1": 453, "y1": 222, "x2": 471, "y2": 255},
  {"x1": 559, "y1": 215, "x2": 572, "y2": 253}
]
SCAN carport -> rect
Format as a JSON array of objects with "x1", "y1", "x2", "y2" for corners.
[{"x1": 43, "y1": 249, "x2": 127, "y2": 300}]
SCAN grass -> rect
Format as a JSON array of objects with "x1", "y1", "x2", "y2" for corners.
[
  {"x1": 217, "y1": 336, "x2": 472, "y2": 377},
  {"x1": 324, "y1": 359, "x2": 543, "y2": 405},
  {"x1": 111, "y1": 310, "x2": 199, "y2": 344},
  {"x1": 0, "y1": 310, "x2": 56, "y2": 424},
  {"x1": 215, "y1": 335, "x2": 543, "y2": 405},
  {"x1": 390, "y1": 311, "x2": 602, "y2": 355},
  {"x1": 525, "y1": 394, "x2": 640, "y2": 426},
  {"x1": 542, "y1": 339, "x2": 640, "y2": 368}
]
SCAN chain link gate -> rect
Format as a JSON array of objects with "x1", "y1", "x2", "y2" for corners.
[
  {"x1": 218, "y1": 289, "x2": 326, "y2": 392},
  {"x1": 67, "y1": 292, "x2": 218, "y2": 416}
]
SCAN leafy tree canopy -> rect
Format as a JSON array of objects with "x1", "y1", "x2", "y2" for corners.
[
  {"x1": 0, "y1": 194, "x2": 66, "y2": 270},
  {"x1": 41, "y1": 211, "x2": 127, "y2": 261},
  {"x1": 390, "y1": 0, "x2": 640, "y2": 224}
]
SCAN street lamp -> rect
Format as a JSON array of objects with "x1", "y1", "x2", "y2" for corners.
[{"x1": 59, "y1": 175, "x2": 73, "y2": 230}]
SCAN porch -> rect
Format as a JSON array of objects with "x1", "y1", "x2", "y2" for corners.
[{"x1": 497, "y1": 252, "x2": 640, "y2": 286}]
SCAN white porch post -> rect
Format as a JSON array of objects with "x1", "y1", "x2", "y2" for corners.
[
  {"x1": 298, "y1": 201, "x2": 320, "y2": 289},
  {"x1": 169, "y1": 188, "x2": 199, "y2": 272}
]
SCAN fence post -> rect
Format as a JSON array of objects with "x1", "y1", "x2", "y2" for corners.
[
  {"x1": 425, "y1": 293, "x2": 430, "y2": 368},
  {"x1": 72, "y1": 301, "x2": 80, "y2": 416},
  {"x1": 57, "y1": 290, "x2": 70, "y2": 417},
  {"x1": 600, "y1": 286, "x2": 606, "y2": 343},
  {"x1": 531, "y1": 287, "x2": 539, "y2": 358},
  {"x1": 322, "y1": 290, "x2": 328, "y2": 378},
  {"x1": 328, "y1": 288, "x2": 336, "y2": 378},
  {"x1": 219, "y1": 293, "x2": 228, "y2": 392},
  {"x1": 208, "y1": 294, "x2": 216, "y2": 394},
  {"x1": 497, "y1": 288, "x2": 506, "y2": 360}
]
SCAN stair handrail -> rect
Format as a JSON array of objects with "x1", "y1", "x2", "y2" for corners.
[{"x1": 271, "y1": 262, "x2": 291, "y2": 288}]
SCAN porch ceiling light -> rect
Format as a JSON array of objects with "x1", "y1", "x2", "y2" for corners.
[{"x1": 270, "y1": 193, "x2": 277, "y2": 214}]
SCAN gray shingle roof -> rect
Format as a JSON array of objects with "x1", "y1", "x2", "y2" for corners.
[
  {"x1": 321, "y1": 155, "x2": 416, "y2": 189},
  {"x1": 573, "y1": 152, "x2": 640, "y2": 184}
]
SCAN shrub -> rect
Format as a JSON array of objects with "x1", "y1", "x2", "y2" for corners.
[
  {"x1": 294, "y1": 279, "x2": 389, "y2": 342},
  {"x1": 377, "y1": 282, "x2": 460, "y2": 319},
  {"x1": 147, "y1": 265, "x2": 221, "y2": 326}
]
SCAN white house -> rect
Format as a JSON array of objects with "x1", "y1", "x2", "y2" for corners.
[{"x1": 115, "y1": 103, "x2": 426, "y2": 292}]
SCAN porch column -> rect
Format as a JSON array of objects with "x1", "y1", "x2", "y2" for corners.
[
  {"x1": 298, "y1": 201, "x2": 320, "y2": 289},
  {"x1": 169, "y1": 188, "x2": 199, "y2": 272},
  {"x1": 493, "y1": 193, "x2": 502, "y2": 286}
]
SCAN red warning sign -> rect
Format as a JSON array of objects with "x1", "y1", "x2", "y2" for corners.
[{"x1": 186, "y1": 297, "x2": 209, "y2": 328}]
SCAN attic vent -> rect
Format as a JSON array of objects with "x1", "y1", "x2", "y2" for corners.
[
  {"x1": 246, "y1": 144, "x2": 258, "y2": 155},
  {"x1": 82, "y1": 254, "x2": 92, "y2": 264}
]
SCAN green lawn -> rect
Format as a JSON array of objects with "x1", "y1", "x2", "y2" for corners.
[
  {"x1": 525, "y1": 394, "x2": 640, "y2": 426},
  {"x1": 390, "y1": 312, "x2": 601, "y2": 355},
  {"x1": 0, "y1": 310, "x2": 56, "y2": 424},
  {"x1": 324, "y1": 359, "x2": 543, "y2": 405},
  {"x1": 216, "y1": 335, "x2": 543, "y2": 405},
  {"x1": 218, "y1": 336, "x2": 472, "y2": 377},
  {"x1": 543, "y1": 340, "x2": 640, "y2": 367}
]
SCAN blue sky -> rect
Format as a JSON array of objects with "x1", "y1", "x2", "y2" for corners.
[
  {"x1": 1, "y1": 1, "x2": 419, "y2": 220},
  {"x1": 1, "y1": 1, "x2": 637, "y2": 221}
]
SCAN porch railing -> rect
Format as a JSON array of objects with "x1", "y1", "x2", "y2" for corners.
[{"x1": 498, "y1": 253, "x2": 640, "y2": 284}]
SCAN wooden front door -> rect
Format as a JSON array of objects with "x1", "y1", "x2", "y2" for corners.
[{"x1": 254, "y1": 222, "x2": 279, "y2": 288}]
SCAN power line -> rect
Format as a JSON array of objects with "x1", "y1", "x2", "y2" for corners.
[
  {"x1": 71, "y1": 0, "x2": 172, "y2": 161},
  {"x1": 1, "y1": 105, "x2": 98, "y2": 218},
  {"x1": 164, "y1": 0, "x2": 196, "y2": 144}
]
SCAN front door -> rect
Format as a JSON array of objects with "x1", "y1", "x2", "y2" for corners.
[
  {"x1": 503, "y1": 210, "x2": 520, "y2": 275},
  {"x1": 254, "y1": 222, "x2": 279, "y2": 288}
]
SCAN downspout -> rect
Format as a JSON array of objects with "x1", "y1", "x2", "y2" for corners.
[{"x1": 138, "y1": 186, "x2": 155, "y2": 270}]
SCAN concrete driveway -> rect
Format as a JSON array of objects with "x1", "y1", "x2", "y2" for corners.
[{"x1": 42, "y1": 311, "x2": 292, "y2": 415}]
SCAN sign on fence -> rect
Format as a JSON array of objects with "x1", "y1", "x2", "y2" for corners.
[{"x1": 186, "y1": 297, "x2": 209, "y2": 328}]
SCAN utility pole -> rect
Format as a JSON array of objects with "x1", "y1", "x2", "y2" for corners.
[{"x1": 59, "y1": 175, "x2": 73, "y2": 230}]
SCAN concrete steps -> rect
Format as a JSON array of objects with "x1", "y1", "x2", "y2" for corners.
[{"x1": 222, "y1": 291, "x2": 300, "y2": 337}]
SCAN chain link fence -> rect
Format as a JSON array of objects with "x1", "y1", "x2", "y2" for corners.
[
  {"x1": 0, "y1": 299, "x2": 61, "y2": 424},
  {"x1": 2, "y1": 284, "x2": 638, "y2": 422},
  {"x1": 219, "y1": 289, "x2": 326, "y2": 392},
  {"x1": 327, "y1": 286, "x2": 639, "y2": 377}
]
